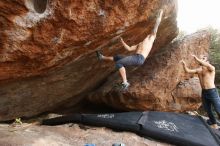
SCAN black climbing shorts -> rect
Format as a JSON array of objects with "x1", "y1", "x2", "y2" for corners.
[{"x1": 114, "y1": 54, "x2": 145, "y2": 69}]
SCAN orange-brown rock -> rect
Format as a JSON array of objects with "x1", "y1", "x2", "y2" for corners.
[
  {"x1": 88, "y1": 30, "x2": 211, "y2": 112},
  {"x1": 0, "y1": 0, "x2": 177, "y2": 80},
  {"x1": 0, "y1": 0, "x2": 178, "y2": 121}
]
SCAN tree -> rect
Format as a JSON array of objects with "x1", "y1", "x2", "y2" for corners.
[
  {"x1": 207, "y1": 27, "x2": 220, "y2": 69},
  {"x1": 207, "y1": 27, "x2": 220, "y2": 86}
]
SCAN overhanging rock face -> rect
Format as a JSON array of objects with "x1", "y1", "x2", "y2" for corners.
[
  {"x1": 0, "y1": 0, "x2": 178, "y2": 121},
  {"x1": 88, "y1": 31, "x2": 211, "y2": 112},
  {"x1": 0, "y1": 0, "x2": 178, "y2": 80}
]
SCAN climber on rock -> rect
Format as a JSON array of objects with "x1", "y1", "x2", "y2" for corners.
[
  {"x1": 181, "y1": 54, "x2": 220, "y2": 129},
  {"x1": 96, "y1": 9, "x2": 163, "y2": 90}
]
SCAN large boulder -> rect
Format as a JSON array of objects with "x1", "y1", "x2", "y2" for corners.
[
  {"x1": 88, "y1": 30, "x2": 211, "y2": 112},
  {"x1": 0, "y1": 0, "x2": 178, "y2": 121},
  {"x1": 0, "y1": 0, "x2": 177, "y2": 80}
]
